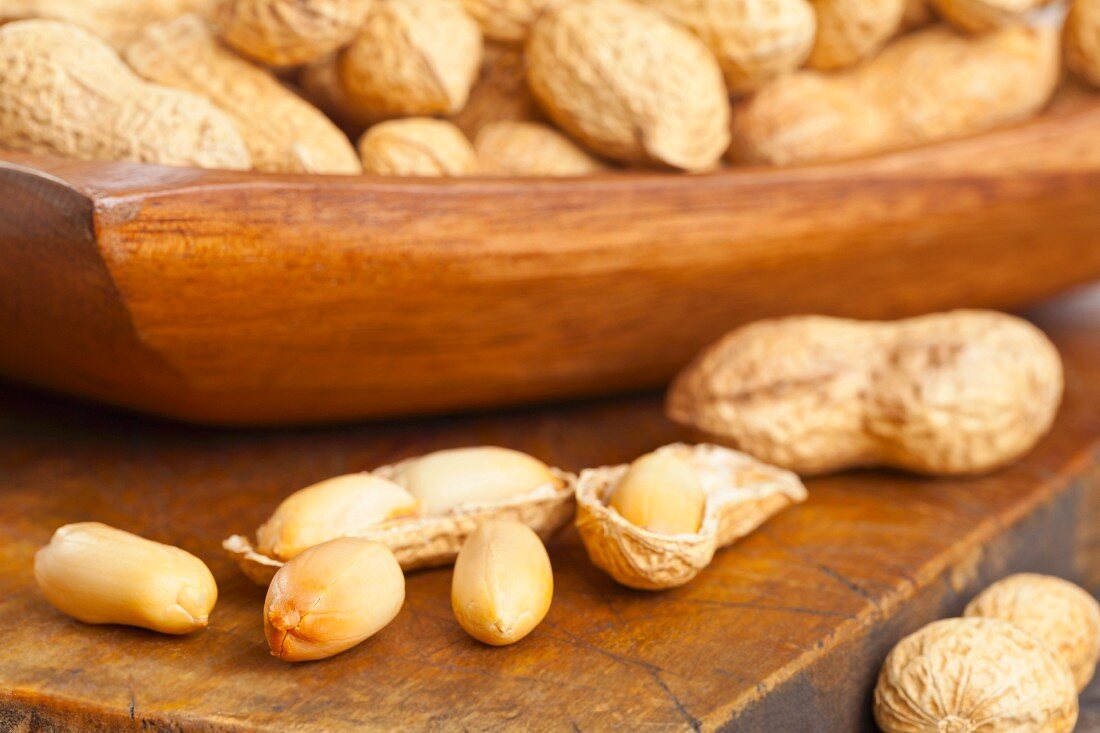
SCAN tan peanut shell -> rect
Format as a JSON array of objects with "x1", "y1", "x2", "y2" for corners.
[
  {"x1": 874, "y1": 618, "x2": 1078, "y2": 733},
  {"x1": 450, "y1": 44, "x2": 543, "y2": 138},
  {"x1": 34, "y1": 522, "x2": 218, "y2": 635},
  {"x1": 0, "y1": 0, "x2": 213, "y2": 48},
  {"x1": 964, "y1": 574, "x2": 1100, "y2": 692},
  {"x1": 125, "y1": 15, "x2": 361, "y2": 175},
  {"x1": 0, "y1": 20, "x2": 250, "y2": 170},
  {"x1": 575, "y1": 443, "x2": 807, "y2": 590},
  {"x1": 1066, "y1": 0, "x2": 1100, "y2": 87},
  {"x1": 668, "y1": 311, "x2": 1063, "y2": 477},
  {"x1": 931, "y1": 0, "x2": 1049, "y2": 32},
  {"x1": 475, "y1": 121, "x2": 608, "y2": 176},
  {"x1": 358, "y1": 118, "x2": 477, "y2": 176},
  {"x1": 639, "y1": 0, "x2": 815, "y2": 94},
  {"x1": 525, "y1": 0, "x2": 730, "y2": 171},
  {"x1": 336, "y1": 0, "x2": 482, "y2": 123},
  {"x1": 731, "y1": 22, "x2": 1061, "y2": 166},
  {"x1": 265, "y1": 538, "x2": 404, "y2": 662},
  {"x1": 226, "y1": 453, "x2": 575, "y2": 584},
  {"x1": 458, "y1": 0, "x2": 552, "y2": 43},
  {"x1": 807, "y1": 0, "x2": 906, "y2": 70},
  {"x1": 213, "y1": 0, "x2": 372, "y2": 66}
]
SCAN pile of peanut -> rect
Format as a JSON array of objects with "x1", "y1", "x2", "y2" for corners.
[
  {"x1": 30, "y1": 308, "x2": 1094, "y2": 730},
  {"x1": 0, "y1": 0, "x2": 1098, "y2": 177}
]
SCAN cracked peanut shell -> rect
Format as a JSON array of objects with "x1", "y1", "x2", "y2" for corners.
[
  {"x1": 0, "y1": 20, "x2": 250, "y2": 170},
  {"x1": 668, "y1": 311, "x2": 1063, "y2": 476},
  {"x1": 213, "y1": 0, "x2": 372, "y2": 66},
  {"x1": 525, "y1": 0, "x2": 730, "y2": 171},
  {"x1": 874, "y1": 618, "x2": 1078, "y2": 733},
  {"x1": 964, "y1": 573, "x2": 1100, "y2": 692},
  {"x1": 125, "y1": 14, "x2": 361, "y2": 174},
  {"x1": 226, "y1": 447, "x2": 575, "y2": 584},
  {"x1": 575, "y1": 443, "x2": 807, "y2": 590}
]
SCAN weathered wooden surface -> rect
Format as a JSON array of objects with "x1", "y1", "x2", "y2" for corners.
[
  {"x1": 3, "y1": 94, "x2": 1100, "y2": 425},
  {"x1": 0, "y1": 286, "x2": 1097, "y2": 732}
]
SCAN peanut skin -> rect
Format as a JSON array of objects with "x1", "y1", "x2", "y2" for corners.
[{"x1": 667, "y1": 311, "x2": 1063, "y2": 476}]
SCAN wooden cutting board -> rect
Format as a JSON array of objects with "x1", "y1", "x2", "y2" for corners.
[{"x1": 0, "y1": 286, "x2": 1098, "y2": 732}]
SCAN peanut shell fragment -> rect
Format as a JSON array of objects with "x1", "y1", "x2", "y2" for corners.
[
  {"x1": 964, "y1": 573, "x2": 1100, "y2": 692},
  {"x1": 668, "y1": 310, "x2": 1063, "y2": 476},
  {"x1": 874, "y1": 618, "x2": 1078, "y2": 733},
  {"x1": 575, "y1": 443, "x2": 806, "y2": 590},
  {"x1": 525, "y1": 0, "x2": 731, "y2": 171},
  {"x1": 226, "y1": 447, "x2": 575, "y2": 582}
]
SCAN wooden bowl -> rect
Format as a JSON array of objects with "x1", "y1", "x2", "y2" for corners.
[{"x1": 3, "y1": 95, "x2": 1100, "y2": 426}]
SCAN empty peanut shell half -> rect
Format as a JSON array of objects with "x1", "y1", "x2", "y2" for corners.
[
  {"x1": 225, "y1": 446, "x2": 575, "y2": 584},
  {"x1": 575, "y1": 443, "x2": 806, "y2": 590}
]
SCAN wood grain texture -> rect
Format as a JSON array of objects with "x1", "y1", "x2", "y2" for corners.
[
  {"x1": 0, "y1": 287, "x2": 1097, "y2": 732},
  {"x1": 2, "y1": 94, "x2": 1100, "y2": 424}
]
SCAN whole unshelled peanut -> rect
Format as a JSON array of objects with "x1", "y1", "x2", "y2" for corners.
[
  {"x1": 807, "y1": 0, "x2": 906, "y2": 70},
  {"x1": 874, "y1": 618, "x2": 1078, "y2": 733},
  {"x1": 265, "y1": 538, "x2": 405, "y2": 662},
  {"x1": 458, "y1": 0, "x2": 553, "y2": 43},
  {"x1": 637, "y1": 0, "x2": 816, "y2": 94},
  {"x1": 731, "y1": 22, "x2": 1061, "y2": 166},
  {"x1": 358, "y1": 118, "x2": 478, "y2": 176},
  {"x1": 451, "y1": 521, "x2": 553, "y2": 645},
  {"x1": 0, "y1": 20, "x2": 250, "y2": 170},
  {"x1": 125, "y1": 15, "x2": 361, "y2": 174},
  {"x1": 965, "y1": 574, "x2": 1100, "y2": 692},
  {"x1": 213, "y1": 0, "x2": 372, "y2": 66},
  {"x1": 668, "y1": 311, "x2": 1063, "y2": 476},
  {"x1": 1066, "y1": 0, "x2": 1100, "y2": 88},
  {"x1": 0, "y1": 0, "x2": 212, "y2": 48},
  {"x1": 335, "y1": 0, "x2": 482, "y2": 123},
  {"x1": 608, "y1": 450, "x2": 706, "y2": 534},
  {"x1": 932, "y1": 0, "x2": 1049, "y2": 33},
  {"x1": 475, "y1": 121, "x2": 608, "y2": 176},
  {"x1": 526, "y1": 0, "x2": 730, "y2": 171},
  {"x1": 34, "y1": 522, "x2": 218, "y2": 635},
  {"x1": 383, "y1": 447, "x2": 562, "y2": 514},
  {"x1": 256, "y1": 473, "x2": 419, "y2": 561}
]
